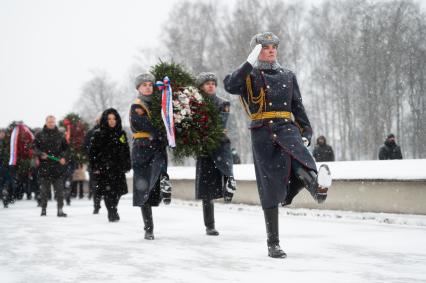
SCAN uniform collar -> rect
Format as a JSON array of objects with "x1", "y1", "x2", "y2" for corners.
[
  {"x1": 254, "y1": 60, "x2": 281, "y2": 71},
  {"x1": 138, "y1": 94, "x2": 152, "y2": 104}
]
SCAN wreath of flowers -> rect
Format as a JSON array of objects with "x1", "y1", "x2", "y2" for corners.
[
  {"x1": 5, "y1": 121, "x2": 34, "y2": 180},
  {"x1": 150, "y1": 61, "x2": 223, "y2": 161},
  {"x1": 59, "y1": 113, "x2": 88, "y2": 164}
]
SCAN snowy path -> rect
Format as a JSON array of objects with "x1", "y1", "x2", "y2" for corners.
[{"x1": 1, "y1": 196, "x2": 426, "y2": 283}]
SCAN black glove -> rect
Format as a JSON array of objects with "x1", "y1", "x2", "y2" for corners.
[
  {"x1": 224, "y1": 176, "x2": 236, "y2": 203},
  {"x1": 160, "y1": 174, "x2": 172, "y2": 205},
  {"x1": 301, "y1": 130, "x2": 312, "y2": 147},
  {"x1": 302, "y1": 137, "x2": 310, "y2": 147}
]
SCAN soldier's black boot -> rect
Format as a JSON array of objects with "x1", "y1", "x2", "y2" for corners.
[
  {"x1": 141, "y1": 204, "x2": 154, "y2": 240},
  {"x1": 203, "y1": 199, "x2": 219, "y2": 236},
  {"x1": 295, "y1": 164, "x2": 331, "y2": 204},
  {"x1": 41, "y1": 207, "x2": 46, "y2": 216},
  {"x1": 263, "y1": 207, "x2": 287, "y2": 258}
]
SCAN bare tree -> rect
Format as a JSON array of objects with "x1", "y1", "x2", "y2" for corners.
[
  {"x1": 305, "y1": 0, "x2": 426, "y2": 159},
  {"x1": 74, "y1": 70, "x2": 128, "y2": 124}
]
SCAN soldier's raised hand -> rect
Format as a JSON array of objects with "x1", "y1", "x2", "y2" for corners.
[{"x1": 247, "y1": 44, "x2": 262, "y2": 66}]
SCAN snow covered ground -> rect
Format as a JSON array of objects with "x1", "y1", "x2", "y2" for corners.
[{"x1": 1, "y1": 196, "x2": 426, "y2": 283}]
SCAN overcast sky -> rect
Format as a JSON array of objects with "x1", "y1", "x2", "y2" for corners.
[{"x1": 0, "y1": 0, "x2": 180, "y2": 128}]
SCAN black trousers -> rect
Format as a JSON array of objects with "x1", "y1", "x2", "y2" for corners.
[
  {"x1": 39, "y1": 177, "x2": 64, "y2": 209},
  {"x1": 72, "y1": 181, "x2": 84, "y2": 198},
  {"x1": 104, "y1": 190, "x2": 120, "y2": 214},
  {"x1": 90, "y1": 172, "x2": 102, "y2": 209}
]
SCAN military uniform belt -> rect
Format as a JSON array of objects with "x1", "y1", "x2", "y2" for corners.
[
  {"x1": 250, "y1": 111, "x2": 292, "y2": 120},
  {"x1": 133, "y1": 132, "x2": 151, "y2": 139}
]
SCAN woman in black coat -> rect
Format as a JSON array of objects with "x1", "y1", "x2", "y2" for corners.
[{"x1": 89, "y1": 108, "x2": 131, "y2": 222}]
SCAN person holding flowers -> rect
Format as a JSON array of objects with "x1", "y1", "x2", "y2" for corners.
[
  {"x1": 194, "y1": 72, "x2": 237, "y2": 236},
  {"x1": 130, "y1": 73, "x2": 172, "y2": 240}
]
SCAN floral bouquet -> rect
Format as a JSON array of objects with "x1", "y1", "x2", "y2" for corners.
[
  {"x1": 150, "y1": 61, "x2": 223, "y2": 161},
  {"x1": 59, "y1": 113, "x2": 89, "y2": 164}
]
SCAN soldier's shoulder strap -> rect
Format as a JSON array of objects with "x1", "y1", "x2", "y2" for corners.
[
  {"x1": 132, "y1": 98, "x2": 151, "y2": 118},
  {"x1": 240, "y1": 74, "x2": 266, "y2": 119},
  {"x1": 239, "y1": 75, "x2": 253, "y2": 118}
]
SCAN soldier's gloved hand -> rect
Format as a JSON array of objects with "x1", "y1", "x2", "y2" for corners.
[
  {"x1": 302, "y1": 137, "x2": 310, "y2": 147},
  {"x1": 247, "y1": 44, "x2": 262, "y2": 66},
  {"x1": 224, "y1": 177, "x2": 236, "y2": 203},
  {"x1": 160, "y1": 174, "x2": 172, "y2": 205}
]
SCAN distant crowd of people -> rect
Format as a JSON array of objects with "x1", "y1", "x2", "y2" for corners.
[{"x1": 0, "y1": 119, "x2": 101, "y2": 213}]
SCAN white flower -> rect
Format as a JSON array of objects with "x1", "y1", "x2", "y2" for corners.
[
  {"x1": 174, "y1": 113, "x2": 182, "y2": 123},
  {"x1": 194, "y1": 93, "x2": 202, "y2": 101},
  {"x1": 174, "y1": 103, "x2": 182, "y2": 111},
  {"x1": 178, "y1": 93, "x2": 188, "y2": 102}
]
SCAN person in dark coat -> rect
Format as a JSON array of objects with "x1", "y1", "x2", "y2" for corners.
[
  {"x1": 0, "y1": 129, "x2": 12, "y2": 208},
  {"x1": 130, "y1": 73, "x2": 172, "y2": 240},
  {"x1": 33, "y1": 115, "x2": 69, "y2": 217},
  {"x1": 378, "y1": 133, "x2": 403, "y2": 160},
  {"x1": 195, "y1": 72, "x2": 237, "y2": 236},
  {"x1": 29, "y1": 156, "x2": 41, "y2": 206},
  {"x1": 224, "y1": 32, "x2": 332, "y2": 258},
  {"x1": 312, "y1": 135, "x2": 335, "y2": 162},
  {"x1": 30, "y1": 127, "x2": 42, "y2": 207},
  {"x1": 84, "y1": 118, "x2": 102, "y2": 213},
  {"x1": 89, "y1": 108, "x2": 131, "y2": 222},
  {"x1": 62, "y1": 157, "x2": 75, "y2": 206},
  {"x1": 231, "y1": 148, "x2": 241, "y2": 164}
]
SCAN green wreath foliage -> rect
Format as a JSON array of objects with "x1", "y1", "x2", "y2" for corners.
[
  {"x1": 59, "y1": 113, "x2": 89, "y2": 164},
  {"x1": 149, "y1": 61, "x2": 224, "y2": 162}
]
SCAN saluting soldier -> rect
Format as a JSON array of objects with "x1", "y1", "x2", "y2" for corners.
[
  {"x1": 130, "y1": 73, "x2": 172, "y2": 240},
  {"x1": 224, "y1": 32, "x2": 332, "y2": 258},
  {"x1": 195, "y1": 72, "x2": 237, "y2": 236}
]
